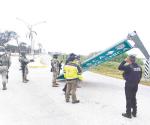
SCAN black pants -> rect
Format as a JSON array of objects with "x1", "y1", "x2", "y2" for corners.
[{"x1": 125, "y1": 84, "x2": 138, "y2": 115}]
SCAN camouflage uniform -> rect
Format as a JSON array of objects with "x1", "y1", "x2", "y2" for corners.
[
  {"x1": 0, "y1": 48, "x2": 11, "y2": 90},
  {"x1": 51, "y1": 57, "x2": 59, "y2": 87},
  {"x1": 19, "y1": 53, "x2": 30, "y2": 83}
]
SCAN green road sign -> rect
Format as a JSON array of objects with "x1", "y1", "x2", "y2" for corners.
[{"x1": 57, "y1": 40, "x2": 133, "y2": 80}]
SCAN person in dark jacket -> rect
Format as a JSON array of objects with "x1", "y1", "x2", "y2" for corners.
[{"x1": 118, "y1": 55, "x2": 142, "y2": 118}]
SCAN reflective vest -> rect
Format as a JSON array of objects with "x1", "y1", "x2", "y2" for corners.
[
  {"x1": 78, "y1": 74, "x2": 83, "y2": 80},
  {"x1": 73, "y1": 60, "x2": 83, "y2": 80},
  {"x1": 64, "y1": 64, "x2": 78, "y2": 80}
]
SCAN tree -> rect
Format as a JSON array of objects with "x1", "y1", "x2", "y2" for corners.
[
  {"x1": 0, "y1": 31, "x2": 18, "y2": 46},
  {"x1": 16, "y1": 17, "x2": 46, "y2": 55},
  {"x1": 19, "y1": 42, "x2": 28, "y2": 53}
]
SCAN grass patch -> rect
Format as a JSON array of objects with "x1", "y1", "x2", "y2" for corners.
[{"x1": 90, "y1": 61, "x2": 150, "y2": 86}]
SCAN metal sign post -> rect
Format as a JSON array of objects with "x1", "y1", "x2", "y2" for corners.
[
  {"x1": 144, "y1": 58, "x2": 150, "y2": 79},
  {"x1": 128, "y1": 31, "x2": 150, "y2": 80}
]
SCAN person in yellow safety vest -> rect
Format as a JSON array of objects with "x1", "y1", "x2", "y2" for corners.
[
  {"x1": 64, "y1": 57, "x2": 82, "y2": 104},
  {"x1": 62, "y1": 54, "x2": 83, "y2": 93}
]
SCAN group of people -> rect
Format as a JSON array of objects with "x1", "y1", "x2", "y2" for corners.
[
  {"x1": 0, "y1": 46, "x2": 143, "y2": 118},
  {"x1": 0, "y1": 45, "x2": 34, "y2": 90},
  {"x1": 51, "y1": 53, "x2": 142, "y2": 118},
  {"x1": 51, "y1": 53, "x2": 82, "y2": 104}
]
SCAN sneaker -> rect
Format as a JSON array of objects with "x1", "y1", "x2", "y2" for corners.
[
  {"x1": 72, "y1": 100, "x2": 80, "y2": 104},
  {"x1": 132, "y1": 112, "x2": 136, "y2": 117},
  {"x1": 122, "y1": 113, "x2": 131, "y2": 119}
]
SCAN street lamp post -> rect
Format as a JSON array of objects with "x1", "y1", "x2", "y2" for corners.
[{"x1": 16, "y1": 17, "x2": 46, "y2": 56}]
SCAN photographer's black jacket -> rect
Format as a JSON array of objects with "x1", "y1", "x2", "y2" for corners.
[{"x1": 118, "y1": 61, "x2": 142, "y2": 86}]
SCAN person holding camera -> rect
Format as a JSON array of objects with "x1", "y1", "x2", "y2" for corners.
[{"x1": 118, "y1": 55, "x2": 142, "y2": 118}]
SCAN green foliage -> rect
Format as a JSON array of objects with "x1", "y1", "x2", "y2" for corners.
[
  {"x1": 80, "y1": 55, "x2": 87, "y2": 63},
  {"x1": 111, "y1": 53, "x2": 128, "y2": 62},
  {"x1": 58, "y1": 54, "x2": 87, "y2": 64},
  {"x1": 91, "y1": 61, "x2": 149, "y2": 86},
  {"x1": 91, "y1": 61, "x2": 123, "y2": 79},
  {"x1": 136, "y1": 58, "x2": 144, "y2": 65},
  {"x1": 58, "y1": 54, "x2": 67, "y2": 63}
]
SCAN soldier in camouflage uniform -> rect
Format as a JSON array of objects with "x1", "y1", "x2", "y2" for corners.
[
  {"x1": 51, "y1": 54, "x2": 60, "y2": 87},
  {"x1": 0, "y1": 46, "x2": 11, "y2": 90},
  {"x1": 19, "y1": 52, "x2": 30, "y2": 83}
]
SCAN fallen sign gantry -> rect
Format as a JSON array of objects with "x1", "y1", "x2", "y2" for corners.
[{"x1": 57, "y1": 31, "x2": 150, "y2": 80}]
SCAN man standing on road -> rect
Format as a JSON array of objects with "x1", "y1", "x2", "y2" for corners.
[
  {"x1": 19, "y1": 52, "x2": 33, "y2": 83},
  {"x1": 0, "y1": 46, "x2": 11, "y2": 90},
  {"x1": 62, "y1": 53, "x2": 77, "y2": 93},
  {"x1": 51, "y1": 54, "x2": 60, "y2": 87},
  {"x1": 64, "y1": 55, "x2": 82, "y2": 104},
  {"x1": 118, "y1": 55, "x2": 142, "y2": 118}
]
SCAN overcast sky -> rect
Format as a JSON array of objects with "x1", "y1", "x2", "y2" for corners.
[{"x1": 0, "y1": 0, "x2": 150, "y2": 57}]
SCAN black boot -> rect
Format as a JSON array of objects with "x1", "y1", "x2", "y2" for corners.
[
  {"x1": 72, "y1": 100, "x2": 80, "y2": 104},
  {"x1": 25, "y1": 76, "x2": 29, "y2": 82},
  {"x1": 23, "y1": 77, "x2": 28, "y2": 83},
  {"x1": 122, "y1": 113, "x2": 131, "y2": 119},
  {"x1": 62, "y1": 84, "x2": 67, "y2": 92},
  {"x1": 132, "y1": 112, "x2": 136, "y2": 117},
  {"x1": 52, "y1": 85, "x2": 59, "y2": 87},
  {"x1": 66, "y1": 99, "x2": 69, "y2": 103},
  {"x1": 23, "y1": 79, "x2": 28, "y2": 83},
  {"x1": 25, "y1": 79, "x2": 29, "y2": 82},
  {"x1": 2, "y1": 82, "x2": 7, "y2": 90}
]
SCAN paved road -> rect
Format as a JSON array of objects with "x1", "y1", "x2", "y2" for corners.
[{"x1": 0, "y1": 56, "x2": 150, "y2": 125}]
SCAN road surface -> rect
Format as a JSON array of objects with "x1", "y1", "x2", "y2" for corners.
[{"x1": 0, "y1": 56, "x2": 150, "y2": 125}]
